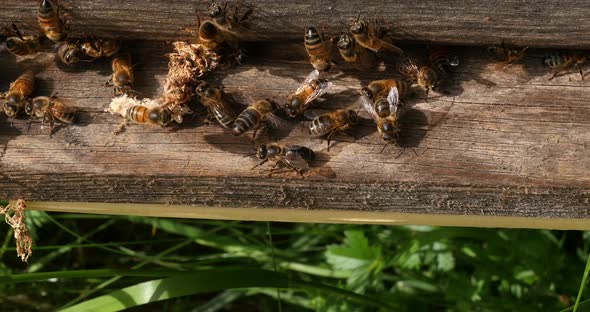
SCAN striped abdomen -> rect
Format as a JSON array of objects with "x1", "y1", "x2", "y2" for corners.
[
  {"x1": 5, "y1": 37, "x2": 39, "y2": 56},
  {"x1": 430, "y1": 47, "x2": 459, "y2": 75},
  {"x1": 309, "y1": 115, "x2": 336, "y2": 137},
  {"x1": 49, "y1": 102, "x2": 77, "y2": 124},
  {"x1": 210, "y1": 105, "x2": 235, "y2": 129},
  {"x1": 9, "y1": 70, "x2": 35, "y2": 96},
  {"x1": 544, "y1": 52, "x2": 567, "y2": 68},
  {"x1": 126, "y1": 105, "x2": 150, "y2": 124},
  {"x1": 287, "y1": 145, "x2": 315, "y2": 162},
  {"x1": 232, "y1": 107, "x2": 261, "y2": 135},
  {"x1": 304, "y1": 27, "x2": 328, "y2": 57},
  {"x1": 37, "y1": 0, "x2": 64, "y2": 42}
]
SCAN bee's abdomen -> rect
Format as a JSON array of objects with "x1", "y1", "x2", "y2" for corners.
[
  {"x1": 290, "y1": 145, "x2": 315, "y2": 162},
  {"x1": 304, "y1": 28, "x2": 324, "y2": 55},
  {"x1": 309, "y1": 115, "x2": 333, "y2": 137},
  {"x1": 212, "y1": 107, "x2": 235, "y2": 129},
  {"x1": 126, "y1": 105, "x2": 149, "y2": 124},
  {"x1": 544, "y1": 52, "x2": 563, "y2": 68},
  {"x1": 233, "y1": 108, "x2": 260, "y2": 135}
]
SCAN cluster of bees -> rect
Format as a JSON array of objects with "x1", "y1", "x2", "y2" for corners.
[
  {"x1": 1, "y1": 0, "x2": 135, "y2": 134},
  {"x1": 2, "y1": 1, "x2": 589, "y2": 177}
]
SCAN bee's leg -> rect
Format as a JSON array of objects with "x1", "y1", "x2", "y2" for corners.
[
  {"x1": 239, "y1": 6, "x2": 253, "y2": 23},
  {"x1": 113, "y1": 119, "x2": 128, "y2": 135},
  {"x1": 47, "y1": 115, "x2": 56, "y2": 137},
  {"x1": 576, "y1": 63, "x2": 585, "y2": 80},
  {"x1": 423, "y1": 87, "x2": 429, "y2": 102},
  {"x1": 49, "y1": 92, "x2": 59, "y2": 99},
  {"x1": 251, "y1": 158, "x2": 268, "y2": 170},
  {"x1": 326, "y1": 130, "x2": 338, "y2": 152}
]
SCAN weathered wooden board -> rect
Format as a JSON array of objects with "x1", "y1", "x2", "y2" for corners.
[
  {"x1": 1, "y1": 0, "x2": 590, "y2": 48},
  {"x1": 1, "y1": 39, "x2": 590, "y2": 223}
]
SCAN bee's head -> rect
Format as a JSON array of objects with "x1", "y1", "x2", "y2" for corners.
[
  {"x1": 196, "y1": 82, "x2": 215, "y2": 98},
  {"x1": 286, "y1": 97, "x2": 303, "y2": 117},
  {"x1": 256, "y1": 143, "x2": 267, "y2": 159},
  {"x1": 200, "y1": 21, "x2": 218, "y2": 36},
  {"x1": 337, "y1": 34, "x2": 353, "y2": 50},
  {"x1": 361, "y1": 87, "x2": 373, "y2": 100},
  {"x1": 379, "y1": 119, "x2": 400, "y2": 143},
  {"x1": 350, "y1": 18, "x2": 367, "y2": 35}
]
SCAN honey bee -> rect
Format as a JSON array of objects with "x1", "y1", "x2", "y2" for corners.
[
  {"x1": 349, "y1": 15, "x2": 403, "y2": 54},
  {"x1": 207, "y1": 1, "x2": 253, "y2": 47},
  {"x1": 4, "y1": 24, "x2": 40, "y2": 57},
  {"x1": 360, "y1": 80, "x2": 406, "y2": 151},
  {"x1": 397, "y1": 48, "x2": 459, "y2": 97},
  {"x1": 232, "y1": 99, "x2": 283, "y2": 140},
  {"x1": 285, "y1": 69, "x2": 332, "y2": 118},
  {"x1": 80, "y1": 38, "x2": 121, "y2": 59},
  {"x1": 37, "y1": 0, "x2": 66, "y2": 42},
  {"x1": 488, "y1": 43, "x2": 528, "y2": 69},
  {"x1": 307, "y1": 109, "x2": 358, "y2": 151},
  {"x1": 252, "y1": 143, "x2": 314, "y2": 177},
  {"x1": 2, "y1": 70, "x2": 35, "y2": 118},
  {"x1": 304, "y1": 27, "x2": 333, "y2": 71},
  {"x1": 125, "y1": 105, "x2": 180, "y2": 127},
  {"x1": 544, "y1": 51, "x2": 587, "y2": 80},
  {"x1": 195, "y1": 81, "x2": 236, "y2": 129},
  {"x1": 56, "y1": 41, "x2": 82, "y2": 64},
  {"x1": 337, "y1": 32, "x2": 374, "y2": 69},
  {"x1": 110, "y1": 52, "x2": 134, "y2": 96},
  {"x1": 25, "y1": 95, "x2": 77, "y2": 132}
]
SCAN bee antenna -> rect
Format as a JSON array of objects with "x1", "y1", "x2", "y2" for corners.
[
  {"x1": 380, "y1": 143, "x2": 388, "y2": 154},
  {"x1": 11, "y1": 23, "x2": 23, "y2": 40}
]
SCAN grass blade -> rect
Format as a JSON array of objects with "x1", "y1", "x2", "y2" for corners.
[
  {"x1": 60, "y1": 268, "x2": 396, "y2": 312},
  {"x1": 573, "y1": 253, "x2": 590, "y2": 312}
]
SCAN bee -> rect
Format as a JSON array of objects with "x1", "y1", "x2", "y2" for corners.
[
  {"x1": 207, "y1": 1, "x2": 253, "y2": 47},
  {"x1": 2, "y1": 70, "x2": 35, "y2": 118},
  {"x1": 488, "y1": 43, "x2": 528, "y2": 69},
  {"x1": 252, "y1": 143, "x2": 314, "y2": 177},
  {"x1": 37, "y1": 0, "x2": 66, "y2": 42},
  {"x1": 397, "y1": 48, "x2": 459, "y2": 97},
  {"x1": 337, "y1": 32, "x2": 374, "y2": 69},
  {"x1": 4, "y1": 24, "x2": 40, "y2": 57},
  {"x1": 544, "y1": 51, "x2": 587, "y2": 80},
  {"x1": 349, "y1": 15, "x2": 403, "y2": 54},
  {"x1": 307, "y1": 109, "x2": 358, "y2": 151},
  {"x1": 304, "y1": 27, "x2": 333, "y2": 71},
  {"x1": 360, "y1": 81, "x2": 406, "y2": 152},
  {"x1": 56, "y1": 41, "x2": 82, "y2": 65},
  {"x1": 232, "y1": 99, "x2": 283, "y2": 140},
  {"x1": 110, "y1": 52, "x2": 134, "y2": 96},
  {"x1": 80, "y1": 38, "x2": 121, "y2": 59},
  {"x1": 285, "y1": 69, "x2": 332, "y2": 118},
  {"x1": 125, "y1": 105, "x2": 179, "y2": 127},
  {"x1": 25, "y1": 95, "x2": 77, "y2": 132},
  {"x1": 195, "y1": 81, "x2": 236, "y2": 129}
]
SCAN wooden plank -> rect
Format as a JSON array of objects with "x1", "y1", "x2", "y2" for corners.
[
  {"x1": 1, "y1": 0, "x2": 590, "y2": 48},
  {"x1": 1, "y1": 40, "x2": 590, "y2": 225},
  {"x1": 24, "y1": 201, "x2": 590, "y2": 231}
]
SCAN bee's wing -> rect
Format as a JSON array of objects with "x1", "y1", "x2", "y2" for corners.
[
  {"x1": 283, "y1": 153, "x2": 310, "y2": 171},
  {"x1": 387, "y1": 86, "x2": 401, "y2": 114},
  {"x1": 303, "y1": 109, "x2": 326, "y2": 121},
  {"x1": 303, "y1": 80, "x2": 332, "y2": 106},
  {"x1": 264, "y1": 112, "x2": 288, "y2": 129},
  {"x1": 302, "y1": 69, "x2": 320, "y2": 86},
  {"x1": 359, "y1": 94, "x2": 379, "y2": 122},
  {"x1": 208, "y1": 98, "x2": 237, "y2": 120}
]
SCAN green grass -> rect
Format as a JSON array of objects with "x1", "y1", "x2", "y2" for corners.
[{"x1": 0, "y1": 210, "x2": 589, "y2": 311}]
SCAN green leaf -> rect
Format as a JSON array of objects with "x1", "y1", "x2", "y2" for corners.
[
  {"x1": 437, "y1": 252, "x2": 455, "y2": 272},
  {"x1": 325, "y1": 231, "x2": 381, "y2": 271}
]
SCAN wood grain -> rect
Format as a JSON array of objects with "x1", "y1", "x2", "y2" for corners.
[
  {"x1": 1, "y1": 39, "x2": 590, "y2": 222},
  {"x1": 1, "y1": 0, "x2": 590, "y2": 48}
]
